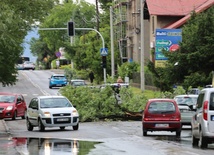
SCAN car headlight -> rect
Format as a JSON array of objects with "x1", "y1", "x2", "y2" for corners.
[
  {"x1": 72, "y1": 109, "x2": 78, "y2": 116},
  {"x1": 6, "y1": 106, "x2": 13, "y2": 110},
  {"x1": 44, "y1": 112, "x2": 51, "y2": 117}
]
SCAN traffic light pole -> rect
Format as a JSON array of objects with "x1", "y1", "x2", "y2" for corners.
[
  {"x1": 39, "y1": 27, "x2": 106, "y2": 84},
  {"x1": 75, "y1": 28, "x2": 106, "y2": 84}
]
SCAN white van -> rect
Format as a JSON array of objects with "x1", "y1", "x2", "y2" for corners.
[{"x1": 191, "y1": 88, "x2": 214, "y2": 148}]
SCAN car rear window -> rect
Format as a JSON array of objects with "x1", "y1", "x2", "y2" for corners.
[
  {"x1": 148, "y1": 101, "x2": 176, "y2": 114},
  {"x1": 174, "y1": 96, "x2": 197, "y2": 105},
  {"x1": 209, "y1": 93, "x2": 214, "y2": 110},
  {"x1": 53, "y1": 76, "x2": 66, "y2": 79}
]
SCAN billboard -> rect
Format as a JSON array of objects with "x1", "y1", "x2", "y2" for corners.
[{"x1": 155, "y1": 29, "x2": 182, "y2": 67}]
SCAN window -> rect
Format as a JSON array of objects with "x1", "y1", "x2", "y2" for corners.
[
  {"x1": 209, "y1": 93, "x2": 214, "y2": 110},
  {"x1": 196, "y1": 93, "x2": 204, "y2": 109},
  {"x1": 29, "y1": 98, "x2": 38, "y2": 109}
]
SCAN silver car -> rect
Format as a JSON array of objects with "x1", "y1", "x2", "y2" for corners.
[
  {"x1": 174, "y1": 94, "x2": 198, "y2": 126},
  {"x1": 191, "y1": 88, "x2": 214, "y2": 148},
  {"x1": 26, "y1": 96, "x2": 79, "y2": 131}
]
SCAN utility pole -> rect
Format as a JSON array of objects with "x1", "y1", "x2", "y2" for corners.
[
  {"x1": 110, "y1": 6, "x2": 115, "y2": 78},
  {"x1": 140, "y1": 0, "x2": 145, "y2": 91}
]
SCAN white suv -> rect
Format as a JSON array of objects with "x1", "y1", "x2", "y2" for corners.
[
  {"x1": 191, "y1": 88, "x2": 214, "y2": 148},
  {"x1": 26, "y1": 96, "x2": 79, "y2": 131}
]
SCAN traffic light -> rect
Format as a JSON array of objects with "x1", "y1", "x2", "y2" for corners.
[
  {"x1": 67, "y1": 21, "x2": 75, "y2": 36},
  {"x1": 102, "y1": 56, "x2": 107, "y2": 68}
]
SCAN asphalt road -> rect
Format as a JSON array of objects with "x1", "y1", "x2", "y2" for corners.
[{"x1": 0, "y1": 70, "x2": 214, "y2": 155}]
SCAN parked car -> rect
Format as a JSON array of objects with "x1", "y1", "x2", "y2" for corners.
[
  {"x1": 174, "y1": 94, "x2": 198, "y2": 126},
  {"x1": 26, "y1": 96, "x2": 79, "y2": 131},
  {"x1": 191, "y1": 88, "x2": 214, "y2": 148},
  {"x1": 23, "y1": 61, "x2": 35, "y2": 70},
  {"x1": 70, "y1": 79, "x2": 87, "y2": 87},
  {"x1": 0, "y1": 92, "x2": 27, "y2": 120},
  {"x1": 49, "y1": 74, "x2": 67, "y2": 89},
  {"x1": 142, "y1": 98, "x2": 181, "y2": 137}
]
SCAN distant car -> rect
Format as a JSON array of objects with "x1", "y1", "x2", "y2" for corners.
[
  {"x1": 174, "y1": 94, "x2": 198, "y2": 126},
  {"x1": 26, "y1": 96, "x2": 79, "y2": 131},
  {"x1": 70, "y1": 79, "x2": 87, "y2": 87},
  {"x1": 0, "y1": 92, "x2": 27, "y2": 120},
  {"x1": 49, "y1": 74, "x2": 67, "y2": 89},
  {"x1": 192, "y1": 88, "x2": 214, "y2": 148},
  {"x1": 188, "y1": 88, "x2": 201, "y2": 95},
  {"x1": 16, "y1": 64, "x2": 24, "y2": 70},
  {"x1": 23, "y1": 61, "x2": 35, "y2": 70},
  {"x1": 142, "y1": 98, "x2": 181, "y2": 137}
]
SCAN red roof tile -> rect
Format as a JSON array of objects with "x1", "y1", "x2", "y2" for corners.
[
  {"x1": 165, "y1": 0, "x2": 214, "y2": 28},
  {"x1": 146, "y1": 0, "x2": 210, "y2": 16}
]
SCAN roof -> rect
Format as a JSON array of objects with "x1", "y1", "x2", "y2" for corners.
[
  {"x1": 165, "y1": 0, "x2": 214, "y2": 28},
  {"x1": 146, "y1": 0, "x2": 210, "y2": 16}
]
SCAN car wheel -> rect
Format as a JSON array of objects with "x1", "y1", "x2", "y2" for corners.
[
  {"x1": 143, "y1": 128, "x2": 147, "y2": 136},
  {"x1": 192, "y1": 134, "x2": 199, "y2": 146},
  {"x1": 38, "y1": 119, "x2": 45, "y2": 132},
  {"x1": 73, "y1": 123, "x2": 79, "y2": 130},
  {"x1": 49, "y1": 86, "x2": 52, "y2": 89},
  {"x1": 60, "y1": 127, "x2": 65, "y2": 130},
  {"x1": 22, "y1": 111, "x2": 27, "y2": 119},
  {"x1": 12, "y1": 110, "x2": 17, "y2": 120},
  {"x1": 199, "y1": 129, "x2": 208, "y2": 148},
  {"x1": 26, "y1": 118, "x2": 33, "y2": 131}
]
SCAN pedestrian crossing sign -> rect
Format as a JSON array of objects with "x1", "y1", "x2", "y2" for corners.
[{"x1": 100, "y1": 48, "x2": 108, "y2": 56}]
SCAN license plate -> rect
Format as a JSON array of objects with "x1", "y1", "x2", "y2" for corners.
[
  {"x1": 155, "y1": 124, "x2": 169, "y2": 127},
  {"x1": 57, "y1": 118, "x2": 68, "y2": 122},
  {"x1": 211, "y1": 115, "x2": 214, "y2": 121},
  {"x1": 56, "y1": 84, "x2": 62, "y2": 86}
]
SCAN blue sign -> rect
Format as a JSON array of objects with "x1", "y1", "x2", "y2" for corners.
[
  {"x1": 155, "y1": 29, "x2": 182, "y2": 60},
  {"x1": 100, "y1": 48, "x2": 108, "y2": 56}
]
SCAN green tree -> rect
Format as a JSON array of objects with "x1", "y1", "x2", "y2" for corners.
[{"x1": 0, "y1": 0, "x2": 55, "y2": 85}]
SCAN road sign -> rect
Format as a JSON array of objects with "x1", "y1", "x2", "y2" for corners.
[
  {"x1": 55, "y1": 52, "x2": 61, "y2": 58},
  {"x1": 100, "y1": 48, "x2": 108, "y2": 56}
]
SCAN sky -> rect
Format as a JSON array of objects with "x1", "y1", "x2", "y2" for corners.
[
  {"x1": 23, "y1": 29, "x2": 39, "y2": 63},
  {"x1": 23, "y1": 0, "x2": 96, "y2": 63}
]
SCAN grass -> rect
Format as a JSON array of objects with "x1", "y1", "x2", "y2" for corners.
[{"x1": 130, "y1": 86, "x2": 161, "y2": 99}]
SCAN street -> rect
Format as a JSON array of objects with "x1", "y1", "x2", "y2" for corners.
[{"x1": 0, "y1": 70, "x2": 214, "y2": 155}]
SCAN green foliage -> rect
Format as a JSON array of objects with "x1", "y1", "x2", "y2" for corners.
[
  {"x1": 59, "y1": 85, "x2": 148, "y2": 122},
  {"x1": 117, "y1": 62, "x2": 140, "y2": 79},
  {"x1": 0, "y1": 0, "x2": 55, "y2": 85}
]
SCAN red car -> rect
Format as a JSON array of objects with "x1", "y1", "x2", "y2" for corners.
[
  {"x1": 0, "y1": 92, "x2": 27, "y2": 120},
  {"x1": 142, "y1": 98, "x2": 181, "y2": 137}
]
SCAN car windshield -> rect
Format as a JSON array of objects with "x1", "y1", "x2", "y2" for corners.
[
  {"x1": 174, "y1": 96, "x2": 197, "y2": 105},
  {"x1": 148, "y1": 101, "x2": 176, "y2": 114},
  {"x1": 40, "y1": 98, "x2": 72, "y2": 108},
  {"x1": 0, "y1": 95, "x2": 15, "y2": 103},
  {"x1": 72, "y1": 81, "x2": 85, "y2": 86}
]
